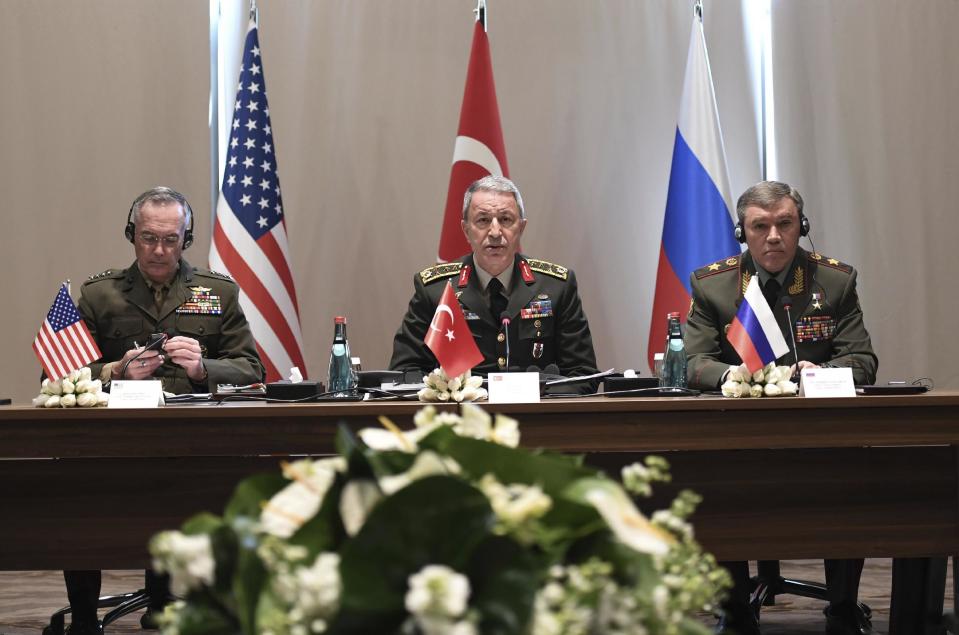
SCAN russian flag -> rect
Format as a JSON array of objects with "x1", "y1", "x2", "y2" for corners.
[
  {"x1": 647, "y1": 10, "x2": 740, "y2": 371},
  {"x1": 727, "y1": 277, "x2": 790, "y2": 373}
]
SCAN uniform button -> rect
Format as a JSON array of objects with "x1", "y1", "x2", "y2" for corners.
[
  {"x1": 497, "y1": 357, "x2": 507, "y2": 368},
  {"x1": 497, "y1": 332, "x2": 505, "y2": 343},
  {"x1": 198, "y1": 326, "x2": 205, "y2": 334},
  {"x1": 536, "y1": 331, "x2": 541, "y2": 337},
  {"x1": 114, "y1": 329, "x2": 121, "y2": 336},
  {"x1": 534, "y1": 319, "x2": 542, "y2": 328}
]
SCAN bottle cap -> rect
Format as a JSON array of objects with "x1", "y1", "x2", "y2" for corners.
[{"x1": 334, "y1": 316, "x2": 347, "y2": 324}]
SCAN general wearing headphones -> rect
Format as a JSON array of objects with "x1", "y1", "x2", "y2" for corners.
[
  {"x1": 734, "y1": 197, "x2": 811, "y2": 243},
  {"x1": 124, "y1": 186, "x2": 195, "y2": 249}
]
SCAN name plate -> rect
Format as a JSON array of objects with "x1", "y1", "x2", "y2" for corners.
[
  {"x1": 487, "y1": 372, "x2": 541, "y2": 404},
  {"x1": 108, "y1": 380, "x2": 165, "y2": 408},
  {"x1": 799, "y1": 367, "x2": 856, "y2": 398}
]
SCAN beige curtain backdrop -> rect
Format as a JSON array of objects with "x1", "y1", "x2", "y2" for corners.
[{"x1": 3, "y1": 1, "x2": 952, "y2": 402}]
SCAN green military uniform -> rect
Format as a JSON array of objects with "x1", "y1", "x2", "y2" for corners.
[
  {"x1": 78, "y1": 258, "x2": 264, "y2": 393},
  {"x1": 390, "y1": 254, "x2": 598, "y2": 389},
  {"x1": 685, "y1": 248, "x2": 877, "y2": 389}
]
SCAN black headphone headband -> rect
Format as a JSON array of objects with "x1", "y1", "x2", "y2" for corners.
[{"x1": 125, "y1": 186, "x2": 194, "y2": 249}]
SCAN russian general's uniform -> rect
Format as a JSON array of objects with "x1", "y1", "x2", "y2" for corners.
[
  {"x1": 78, "y1": 258, "x2": 264, "y2": 392},
  {"x1": 390, "y1": 254, "x2": 598, "y2": 388},
  {"x1": 685, "y1": 248, "x2": 877, "y2": 389}
]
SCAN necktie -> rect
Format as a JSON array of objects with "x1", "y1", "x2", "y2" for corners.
[
  {"x1": 488, "y1": 278, "x2": 508, "y2": 320},
  {"x1": 763, "y1": 278, "x2": 781, "y2": 309}
]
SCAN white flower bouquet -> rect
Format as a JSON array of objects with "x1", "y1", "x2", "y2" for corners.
[
  {"x1": 150, "y1": 404, "x2": 729, "y2": 635},
  {"x1": 32, "y1": 367, "x2": 108, "y2": 408},
  {"x1": 721, "y1": 362, "x2": 798, "y2": 398},
  {"x1": 418, "y1": 368, "x2": 487, "y2": 403}
]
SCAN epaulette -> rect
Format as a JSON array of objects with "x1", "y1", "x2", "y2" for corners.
[
  {"x1": 527, "y1": 258, "x2": 568, "y2": 281},
  {"x1": 694, "y1": 255, "x2": 741, "y2": 280},
  {"x1": 808, "y1": 253, "x2": 853, "y2": 274},
  {"x1": 419, "y1": 262, "x2": 462, "y2": 285},
  {"x1": 84, "y1": 269, "x2": 122, "y2": 284}
]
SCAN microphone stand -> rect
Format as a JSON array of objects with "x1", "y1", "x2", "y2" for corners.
[
  {"x1": 499, "y1": 312, "x2": 511, "y2": 370},
  {"x1": 780, "y1": 297, "x2": 801, "y2": 383}
]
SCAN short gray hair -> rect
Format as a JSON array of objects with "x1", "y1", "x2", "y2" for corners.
[
  {"x1": 130, "y1": 186, "x2": 193, "y2": 229},
  {"x1": 461, "y1": 175, "x2": 526, "y2": 222},
  {"x1": 736, "y1": 180, "x2": 804, "y2": 223}
]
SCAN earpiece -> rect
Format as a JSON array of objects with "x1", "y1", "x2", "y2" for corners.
[
  {"x1": 734, "y1": 211, "x2": 810, "y2": 243},
  {"x1": 125, "y1": 186, "x2": 194, "y2": 249}
]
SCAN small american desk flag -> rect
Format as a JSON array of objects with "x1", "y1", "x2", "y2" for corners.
[{"x1": 32, "y1": 283, "x2": 102, "y2": 380}]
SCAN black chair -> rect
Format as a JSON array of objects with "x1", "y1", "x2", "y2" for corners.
[
  {"x1": 749, "y1": 560, "x2": 870, "y2": 618},
  {"x1": 43, "y1": 571, "x2": 172, "y2": 635}
]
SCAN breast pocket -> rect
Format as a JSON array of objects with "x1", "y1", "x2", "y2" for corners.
[
  {"x1": 176, "y1": 315, "x2": 223, "y2": 356},
  {"x1": 101, "y1": 317, "x2": 144, "y2": 360},
  {"x1": 518, "y1": 316, "x2": 554, "y2": 340}
]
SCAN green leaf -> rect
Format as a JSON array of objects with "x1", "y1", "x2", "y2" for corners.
[
  {"x1": 467, "y1": 536, "x2": 543, "y2": 635},
  {"x1": 336, "y1": 475, "x2": 493, "y2": 629},
  {"x1": 231, "y1": 528, "x2": 266, "y2": 635},
  {"x1": 181, "y1": 512, "x2": 224, "y2": 535},
  {"x1": 677, "y1": 616, "x2": 714, "y2": 635},
  {"x1": 289, "y1": 480, "x2": 345, "y2": 556},
  {"x1": 169, "y1": 600, "x2": 238, "y2": 635},
  {"x1": 224, "y1": 472, "x2": 287, "y2": 522}
]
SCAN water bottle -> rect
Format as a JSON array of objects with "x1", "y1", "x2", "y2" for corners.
[
  {"x1": 661, "y1": 312, "x2": 688, "y2": 388},
  {"x1": 328, "y1": 316, "x2": 357, "y2": 395}
]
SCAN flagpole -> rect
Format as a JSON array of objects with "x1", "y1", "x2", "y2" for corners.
[
  {"x1": 474, "y1": 0, "x2": 487, "y2": 31},
  {"x1": 209, "y1": 0, "x2": 220, "y2": 223},
  {"x1": 250, "y1": 0, "x2": 258, "y2": 25},
  {"x1": 694, "y1": 0, "x2": 703, "y2": 21}
]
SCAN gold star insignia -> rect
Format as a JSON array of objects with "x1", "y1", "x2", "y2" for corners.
[
  {"x1": 828, "y1": 258, "x2": 839, "y2": 266},
  {"x1": 708, "y1": 262, "x2": 721, "y2": 271}
]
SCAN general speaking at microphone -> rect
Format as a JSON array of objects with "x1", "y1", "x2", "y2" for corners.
[{"x1": 389, "y1": 176, "x2": 599, "y2": 393}]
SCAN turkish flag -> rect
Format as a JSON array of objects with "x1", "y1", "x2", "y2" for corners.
[
  {"x1": 437, "y1": 18, "x2": 510, "y2": 262},
  {"x1": 424, "y1": 281, "x2": 484, "y2": 378}
]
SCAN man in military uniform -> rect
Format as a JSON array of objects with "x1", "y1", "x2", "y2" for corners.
[
  {"x1": 63, "y1": 187, "x2": 265, "y2": 635},
  {"x1": 390, "y1": 176, "x2": 598, "y2": 392},
  {"x1": 685, "y1": 181, "x2": 877, "y2": 635}
]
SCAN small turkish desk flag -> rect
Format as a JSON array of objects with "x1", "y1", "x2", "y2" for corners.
[{"x1": 424, "y1": 282, "x2": 484, "y2": 378}]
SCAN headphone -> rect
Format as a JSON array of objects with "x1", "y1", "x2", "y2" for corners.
[
  {"x1": 125, "y1": 186, "x2": 194, "y2": 249},
  {"x1": 735, "y1": 208, "x2": 810, "y2": 243}
]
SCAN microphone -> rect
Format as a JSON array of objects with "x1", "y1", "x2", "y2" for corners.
[
  {"x1": 499, "y1": 311, "x2": 511, "y2": 371},
  {"x1": 780, "y1": 296, "x2": 801, "y2": 381},
  {"x1": 119, "y1": 332, "x2": 169, "y2": 379}
]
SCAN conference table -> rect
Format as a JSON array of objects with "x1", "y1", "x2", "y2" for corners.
[{"x1": 1, "y1": 392, "x2": 957, "y2": 630}]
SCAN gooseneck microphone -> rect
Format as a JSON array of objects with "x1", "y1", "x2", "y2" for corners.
[
  {"x1": 780, "y1": 296, "x2": 801, "y2": 381},
  {"x1": 499, "y1": 311, "x2": 511, "y2": 371},
  {"x1": 119, "y1": 332, "x2": 169, "y2": 379}
]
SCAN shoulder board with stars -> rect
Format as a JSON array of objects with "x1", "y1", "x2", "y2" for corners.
[
  {"x1": 526, "y1": 258, "x2": 568, "y2": 281},
  {"x1": 84, "y1": 269, "x2": 122, "y2": 284},
  {"x1": 419, "y1": 262, "x2": 462, "y2": 285},
  {"x1": 809, "y1": 253, "x2": 853, "y2": 274},
  {"x1": 694, "y1": 255, "x2": 740, "y2": 280},
  {"x1": 194, "y1": 268, "x2": 235, "y2": 282}
]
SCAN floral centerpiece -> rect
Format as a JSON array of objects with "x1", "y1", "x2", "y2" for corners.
[
  {"x1": 150, "y1": 404, "x2": 729, "y2": 635},
  {"x1": 418, "y1": 369, "x2": 487, "y2": 403},
  {"x1": 32, "y1": 367, "x2": 109, "y2": 408},
  {"x1": 721, "y1": 362, "x2": 798, "y2": 398}
]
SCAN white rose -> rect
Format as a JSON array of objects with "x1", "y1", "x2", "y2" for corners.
[
  {"x1": 68, "y1": 368, "x2": 82, "y2": 383},
  {"x1": 90, "y1": 379, "x2": 102, "y2": 393},
  {"x1": 778, "y1": 380, "x2": 798, "y2": 396},
  {"x1": 46, "y1": 380, "x2": 63, "y2": 396},
  {"x1": 74, "y1": 379, "x2": 93, "y2": 394},
  {"x1": 720, "y1": 381, "x2": 740, "y2": 398},
  {"x1": 150, "y1": 531, "x2": 215, "y2": 596},
  {"x1": 727, "y1": 365, "x2": 746, "y2": 383},
  {"x1": 752, "y1": 368, "x2": 765, "y2": 384},
  {"x1": 44, "y1": 395, "x2": 61, "y2": 408},
  {"x1": 749, "y1": 384, "x2": 764, "y2": 398},
  {"x1": 79, "y1": 367, "x2": 92, "y2": 382},
  {"x1": 61, "y1": 379, "x2": 76, "y2": 394},
  {"x1": 764, "y1": 383, "x2": 783, "y2": 397},
  {"x1": 32, "y1": 394, "x2": 48, "y2": 408},
  {"x1": 418, "y1": 387, "x2": 441, "y2": 402},
  {"x1": 96, "y1": 391, "x2": 109, "y2": 406},
  {"x1": 60, "y1": 393, "x2": 77, "y2": 407},
  {"x1": 76, "y1": 392, "x2": 98, "y2": 407}
]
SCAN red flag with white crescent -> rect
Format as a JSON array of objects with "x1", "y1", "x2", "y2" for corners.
[
  {"x1": 437, "y1": 18, "x2": 510, "y2": 262},
  {"x1": 424, "y1": 282, "x2": 484, "y2": 377}
]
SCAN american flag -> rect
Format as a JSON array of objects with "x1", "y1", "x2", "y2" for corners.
[
  {"x1": 32, "y1": 284, "x2": 102, "y2": 380},
  {"x1": 209, "y1": 18, "x2": 306, "y2": 382}
]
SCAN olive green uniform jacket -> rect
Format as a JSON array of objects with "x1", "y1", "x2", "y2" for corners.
[
  {"x1": 390, "y1": 254, "x2": 598, "y2": 390},
  {"x1": 78, "y1": 259, "x2": 265, "y2": 394},
  {"x1": 685, "y1": 248, "x2": 878, "y2": 390}
]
